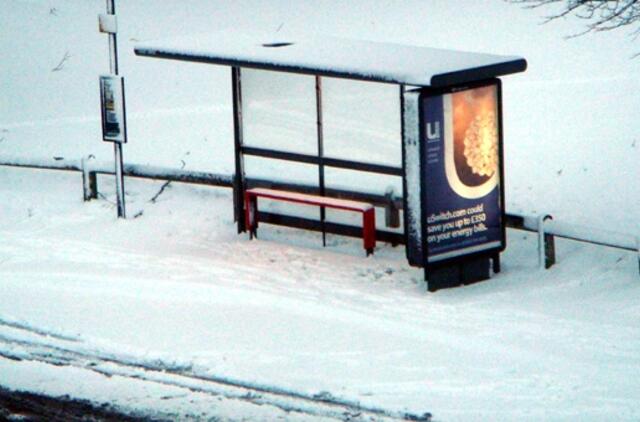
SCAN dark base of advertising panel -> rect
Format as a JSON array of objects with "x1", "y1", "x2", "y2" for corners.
[
  {"x1": 425, "y1": 253, "x2": 501, "y2": 292},
  {"x1": 402, "y1": 79, "x2": 506, "y2": 292}
]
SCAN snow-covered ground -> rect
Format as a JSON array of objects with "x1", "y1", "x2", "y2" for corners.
[
  {"x1": 1, "y1": 167, "x2": 639, "y2": 420},
  {"x1": 1, "y1": 0, "x2": 640, "y2": 420}
]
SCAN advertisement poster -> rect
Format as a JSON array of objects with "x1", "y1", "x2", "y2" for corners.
[
  {"x1": 421, "y1": 82, "x2": 503, "y2": 263},
  {"x1": 99, "y1": 75, "x2": 127, "y2": 143}
]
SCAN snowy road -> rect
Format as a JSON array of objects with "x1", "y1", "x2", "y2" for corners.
[
  {"x1": 0, "y1": 386, "x2": 149, "y2": 421},
  {"x1": 0, "y1": 316, "x2": 430, "y2": 421}
]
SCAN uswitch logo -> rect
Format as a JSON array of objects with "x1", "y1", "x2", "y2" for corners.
[{"x1": 426, "y1": 121, "x2": 440, "y2": 140}]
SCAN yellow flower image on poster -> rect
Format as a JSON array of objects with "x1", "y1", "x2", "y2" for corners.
[{"x1": 445, "y1": 85, "x2": 499, "y2": 199}]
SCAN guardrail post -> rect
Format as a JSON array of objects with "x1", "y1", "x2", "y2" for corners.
[
  {"x1": 81, "y1": 156, "x2": 98, "y2": 201},
  {"x1": 538, "y1": 214, "x2": 555, "y2": 269},
  {"x1": 544, "y1": 230, "x2": 556, "y2": 269},
  {"x1": 636, "y1": 236, "x2": 640, "y2": 276},
  {"x1": 384, "y1": 187, "x2": 400, "y2": 229}
]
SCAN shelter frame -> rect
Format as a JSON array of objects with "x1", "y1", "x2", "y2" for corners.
[
  {"x1": 134, "y1": 33, "x2": 526, "y2": 287},
  {"x1": 230, "y1": 66, "x2": 406, "y2": 245}
]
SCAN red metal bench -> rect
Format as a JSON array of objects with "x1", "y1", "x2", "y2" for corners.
[{"x1": 245, "y1": 188, "x2": 376, "y2": 255}]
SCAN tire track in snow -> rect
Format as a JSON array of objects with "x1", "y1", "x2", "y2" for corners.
[
  {"x1": 0, "y1": 319, "x2": 432, "y2": 422},
  {"x1": 0, "y1": 316, "x2": 80, "y2": 342}
]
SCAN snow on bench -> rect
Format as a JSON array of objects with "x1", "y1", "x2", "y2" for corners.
[{"x1": 244, "y1": 188, "x2": 376, "y2": 255}]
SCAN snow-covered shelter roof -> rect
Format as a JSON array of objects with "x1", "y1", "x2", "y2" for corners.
[{"x1": 134, "y1": 31, "x2": 526, "y2": 87}]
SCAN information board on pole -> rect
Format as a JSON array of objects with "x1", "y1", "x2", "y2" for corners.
[
  {"x1": 99, "y1": 75, "x2": 127, "y2": 143},
  {"x1": 420, "y1": 80, "x2": 505, "y2": 264}
]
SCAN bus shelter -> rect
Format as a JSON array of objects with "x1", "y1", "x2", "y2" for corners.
[{"x1": 135, "y1": 31, "x2": 527, "y2": 291}]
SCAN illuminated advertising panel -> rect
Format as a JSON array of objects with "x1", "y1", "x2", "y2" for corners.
[{"x1": 421, "y1": 80, "x2": 505, "y2": 264}]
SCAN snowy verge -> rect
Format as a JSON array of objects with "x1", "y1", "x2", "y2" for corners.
[{"x1": 1, "y1": 167, "x2": 639, "y2": 420}]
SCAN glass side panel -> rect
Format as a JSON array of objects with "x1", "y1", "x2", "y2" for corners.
[
  {"x1": 322, "y1": 78, "x2": 401, "y2": 166},
  {"x1": 241, "y1": 69, "x2": 317, "y2": 155}
]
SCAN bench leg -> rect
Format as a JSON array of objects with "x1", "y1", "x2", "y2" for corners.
[
  {"x1": 244, "y1": 192, "x2": 258, "y2": 239},
  {"x1": 363, "y1": 208, "x2": 376, "y2": 256}
]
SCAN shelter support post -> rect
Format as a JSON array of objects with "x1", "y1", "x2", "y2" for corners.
[
  {"x1": 232, "y1": 66, "x2": 246, "y2": 233},
  {"x1": 315, "y1": 76, "x2": 326, "y2": 246}
]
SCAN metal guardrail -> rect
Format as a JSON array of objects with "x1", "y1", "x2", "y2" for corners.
[
  {"x1": 507, "y1": 213, "x2": 636, "y2": 251},
  {"x1": 0, "y1": 156, "x2": 397, "y2": 205},
  {"x1": 0, "y1": 156, "x2": 404, "y2": 245},
  {"x1": 506, "y1": 213, "x2": 638, "y2": 272},
  {"x1": 1, "y1": 156, "x2": 638, "y2": 274}
]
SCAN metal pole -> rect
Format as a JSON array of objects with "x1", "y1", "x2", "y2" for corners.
[
  {"x1": 315, "y1": 75, "x2": 326, "y2": 247},
  {"x1": 106, "y1": 0, "x2": 118, "y2": 75},
  {"x1": 106, "y1": 0, "x2": 125, "y2": 218},
  {"x1": 114, "y1": 143, "x2": 126, "y2": 218}
]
